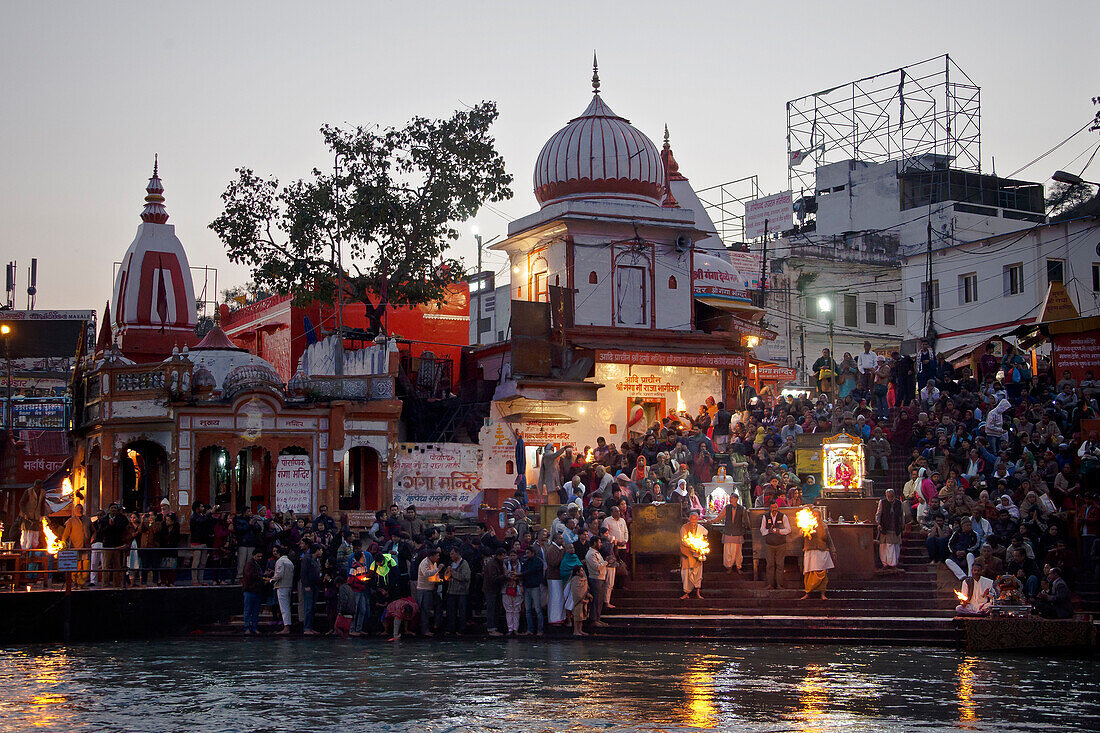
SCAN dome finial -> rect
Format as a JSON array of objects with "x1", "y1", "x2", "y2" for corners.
[
  {"x1": 591, "y1": 51, "x2": 600, "y2": 95},
  {"x1": 141, "y1": 155, "x2": 169, "y2": 224},
  {"x1": 663, "y1": 124, "x2": 670, "y2": 149}
]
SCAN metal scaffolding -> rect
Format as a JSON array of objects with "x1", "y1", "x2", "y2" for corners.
[
  {"x1": 787, "y1": 54, "x2": 981, "y2": 194},
  {"x1": 695, "y1": 174, "x2": 760, "y2": 245}
]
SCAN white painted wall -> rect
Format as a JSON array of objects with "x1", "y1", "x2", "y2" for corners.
[{"x1": 899, "y1": 217, "x2": 1100, "y2": 343}]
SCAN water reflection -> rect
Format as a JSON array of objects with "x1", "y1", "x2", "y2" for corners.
[
  {"x1": 0, "y1": 641, "x2": 1095, "y2": 733},
  {"x1": 679, "y1": 655, "x2": 720, "y2": 730},
  {"x1": 957, "y1": 657, "x2": 979, "y2": 726},
  {"x1": 796, "y1": 663, "x2": 829, "y2": 733}
]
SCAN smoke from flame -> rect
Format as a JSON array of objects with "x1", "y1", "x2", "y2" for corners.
[{"x1": 795, "y1": 507, "x2": 819, "y2": 538}]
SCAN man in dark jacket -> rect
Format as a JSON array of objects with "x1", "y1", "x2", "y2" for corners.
[
  {"x1": 300, "y1": 544, "x2": 324, "y2": 634},
  {"x1": 234, "y1": 510, "x2": 261, "y2": 580},
  {"x1": 101, "y1": 503, "x2": 129, "y2": 588},
  {"x1": 481, "y1": 546, "x2": 506, "y2": 637},
  {"x1": 521, "y1": 545, "x2": 545, "y2": 636},
  {"x1": 1036, "y1": 566, "x2": 1073, "y2": 619},
  {"x1": 189, "y1": 502, "x2": 215, "y2": 585},
  {"x1": 241, "y1": 549, "x2": 265, "y2": 635},
  {"x1": 312, "y1": 504, "x2": 337, "y2": 536}
]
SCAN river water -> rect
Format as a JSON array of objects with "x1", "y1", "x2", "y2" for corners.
[{"x1": 0, "y1": 639, "x2": 1095, "y2": 732}]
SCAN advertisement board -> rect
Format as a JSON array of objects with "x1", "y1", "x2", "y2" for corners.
[
  {"x1": 1052, "y1": 332, "x2": 1100, "y2": 384},
  {"x1": 744, "y1": 191, "x2": 793, "y2": 239}
]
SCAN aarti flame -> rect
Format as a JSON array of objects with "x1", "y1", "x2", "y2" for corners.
[
  {"x1": 42, "y1": 519, "x2": 63, "y2": 555},
  {"x1": 795, "y1": 507, "x2": 819, "y2": 538},
  {"x1": 676, "y1": 389, "x2": 687, "y2": 414},
  {"x1": 954, "y1": 588, "x2": 969, "y2": 603},
  {"x1": 683, "y1": 532, "x2": 710, "y2": 560},
  {"x1": 584, "y1": 447, "x2": 594, "y2": 463},
  {"x1": 60, "y1": 478, "x2": 73, "y2": 498}
]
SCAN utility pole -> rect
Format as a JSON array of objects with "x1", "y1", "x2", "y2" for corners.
[
  {"x1": 758, "y1": 219, "x2": 769, "y2": 309},
  {"x1": 474, "y1": 230, "x2": 483, "y2": 347},
  {"x1": 925, "y1": 219, "x2": 934, "y2": 344}
]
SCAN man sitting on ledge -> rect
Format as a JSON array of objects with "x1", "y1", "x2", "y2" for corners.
[{"x1": 955, "y1": 562, "x2": 993, "y2": 616}]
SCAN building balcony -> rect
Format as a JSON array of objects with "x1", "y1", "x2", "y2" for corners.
[{"x1": 783, "y1": 232, "x2": 900, "y2": 266}]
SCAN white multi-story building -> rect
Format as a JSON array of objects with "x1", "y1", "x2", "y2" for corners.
[{"x1": 768, "y1": 155, "x2": 1048, "y2": 376}]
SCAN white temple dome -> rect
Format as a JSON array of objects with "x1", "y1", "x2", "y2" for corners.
[{"x1": 533, "y1": 59, "x2": 664, "y2": 208}]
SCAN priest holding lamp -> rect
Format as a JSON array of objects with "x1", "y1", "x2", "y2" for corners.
[
  {"x1": 679, "y1": 510, "x2": 709, "y2": 601},
  {"x1": 797, "y1": 507, "x2": 837, "y2": 600}
]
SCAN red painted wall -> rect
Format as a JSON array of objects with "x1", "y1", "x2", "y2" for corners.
[{"x1": 221, "y1": 286, "x2": 470, "y2": 382}]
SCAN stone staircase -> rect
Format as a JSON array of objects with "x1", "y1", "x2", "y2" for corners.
[{"x1": 593, "y1": 522, "x2": 962, "y2": 645}]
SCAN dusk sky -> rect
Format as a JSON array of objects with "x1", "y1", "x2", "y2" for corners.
[{"x1": 2, "y1": 1, "x2": 1096, "y2": 313}]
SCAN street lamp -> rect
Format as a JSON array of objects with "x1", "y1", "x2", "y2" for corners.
[
  {"x1": 816, "y1": 297, "x2": 836, "y2": 400},
  {"x1": 1052, "y1": 170, "x2": 1100, "y2": 187}
]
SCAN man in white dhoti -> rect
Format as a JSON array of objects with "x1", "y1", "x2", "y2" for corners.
[
  {"x1": 601, "y1": 505, "x2": 629, "y2": 607},
  {"x1": 801, "y1": 518, "x2": 837, "y2": 600},
  {"x1": 545, "y1": 532, "x2": 566, "y2": 624},
  {"x1": 876, "y1": 489, "x2": 905, "y2": 571},
  {"x1": 679, "y1": 511, "x2": 708, "y2": 600}
]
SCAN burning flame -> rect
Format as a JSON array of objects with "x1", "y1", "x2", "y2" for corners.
[
  {"x1": 42, "y1": 519, "x2": 63, "y2": 556},
  {"x1": 584, "y1": 447, "x2": 594, "y2": 463},
  {"x1": 683, "y1": 532, "x2": 710, "y2": 560},
  {"x1": 676, "y1": 389, "x2": 687, "y2": 414},
  {"x1": 796, "y1": 507, "x2": 819, "y2": 538},
  {"x1": 60, "y1": 478, "x2": 73, "y2": 498},
  {"x1": 954, "y1": 589, "x2": 969, "y2": 603}
]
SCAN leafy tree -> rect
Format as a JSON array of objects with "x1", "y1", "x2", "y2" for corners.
[
  {"x1": 210, "y1": 102, "x2": 513, "y2": 335},
  {"x1": 1046, "y1": 179, "x2": 1095, "y2": 216}
]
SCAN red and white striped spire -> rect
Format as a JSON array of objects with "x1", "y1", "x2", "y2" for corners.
[{"x1": 141, "y1": 154, "x2": 169, "y2": 224}]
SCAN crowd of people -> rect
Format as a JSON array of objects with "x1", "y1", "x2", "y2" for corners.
[{"x1": 8, "y1": 335, "x2": 1097, "y2": 632}]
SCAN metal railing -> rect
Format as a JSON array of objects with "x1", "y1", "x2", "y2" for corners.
[{"x1": 0, "y1": 546, "x2": 240, "y2": 591}]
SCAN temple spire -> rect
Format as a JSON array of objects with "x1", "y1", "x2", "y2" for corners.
[
  {"x1": 591, "y1": 52, "x2": 600, "y2": 95},
  {"x1": 141, "y1": 155, "x2": 169, "y2": 224}
]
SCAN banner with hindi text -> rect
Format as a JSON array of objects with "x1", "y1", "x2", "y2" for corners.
[{"x1": 392, "y1": 443, "x2": 483, "y2": 517}]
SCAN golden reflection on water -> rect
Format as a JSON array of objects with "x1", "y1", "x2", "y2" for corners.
[
  {"x1": 957, "y1": 657, "x2": 979, "y2": 726},
  {"x1": 795, "y1": 663, "x2": 829, "y2": 733},
  {"x1": 28, "y1": 652, "x2": 70, "y2": 728},
  {"x1": 678, "y1": 655, "x2": 721, "y2": 730}
]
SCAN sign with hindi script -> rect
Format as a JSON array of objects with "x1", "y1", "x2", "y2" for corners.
[
  {"x1": 274, "y1": 455, "x2": 312, "y2": 515},
  {"x1": 392, "y1": 443, "x2": 483, "y2": 518}
]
